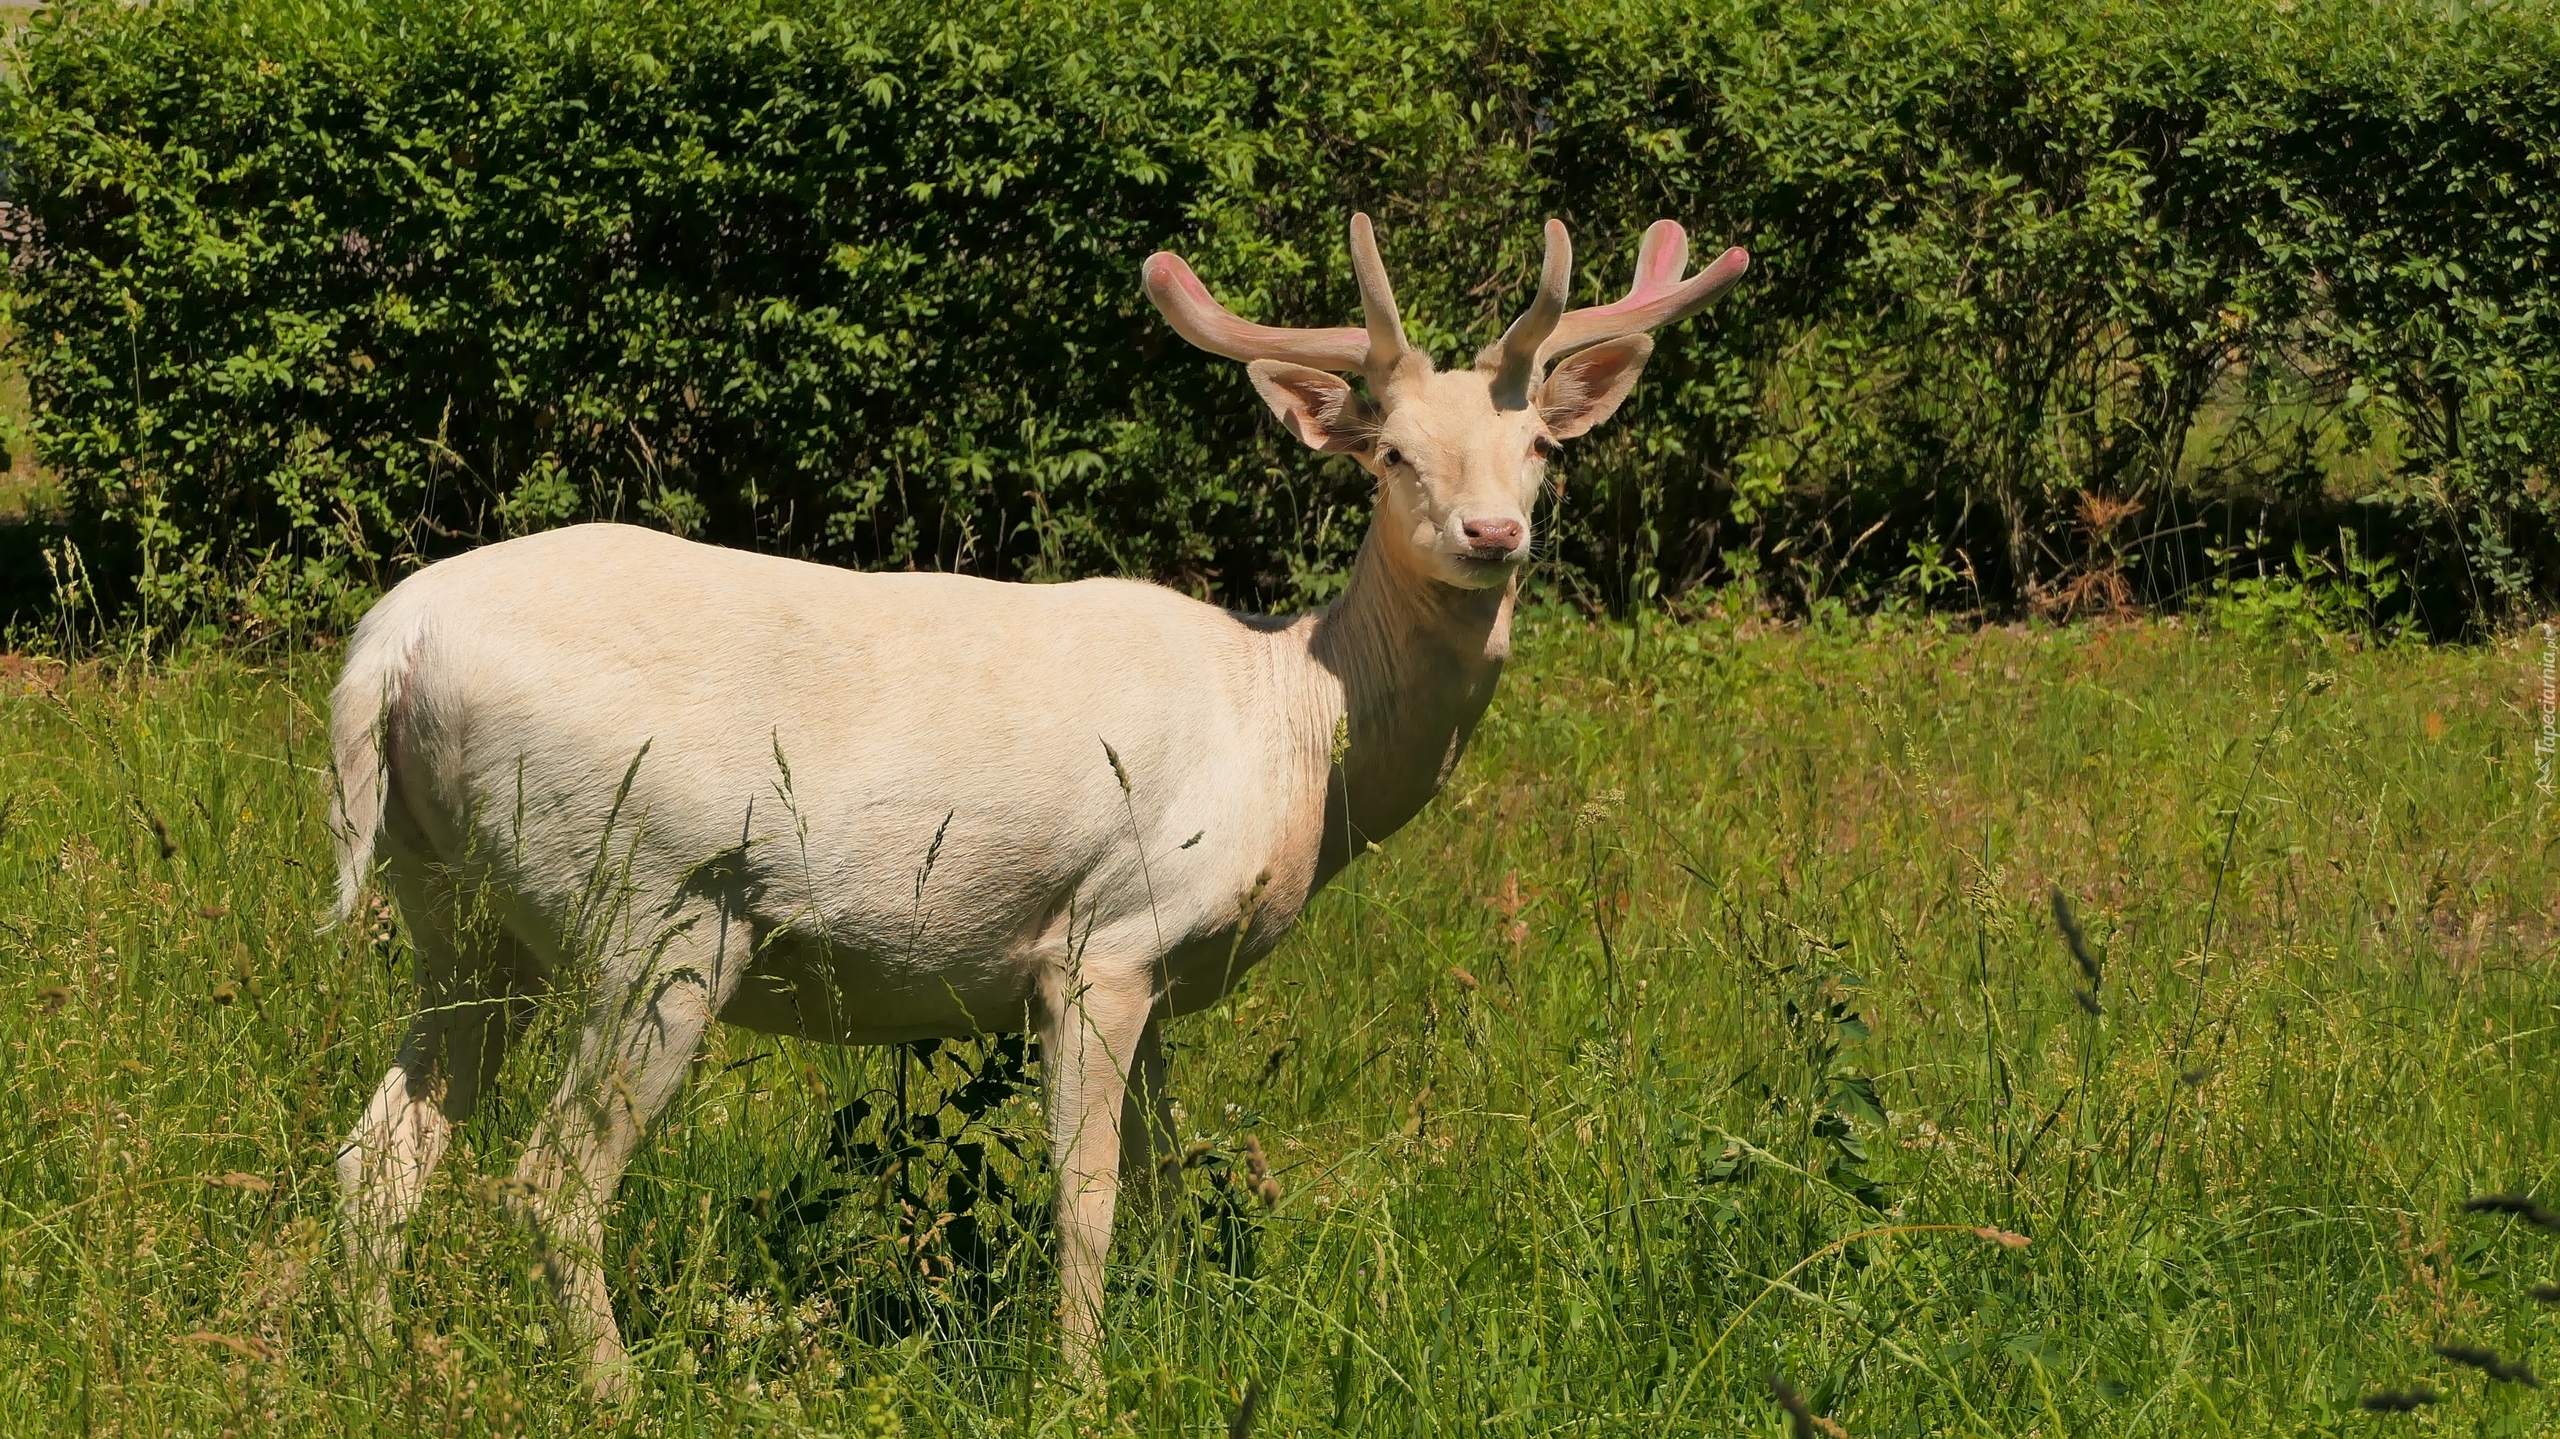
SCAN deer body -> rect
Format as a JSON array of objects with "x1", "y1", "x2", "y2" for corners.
[
  {"x1": 330, "y1": 214, "x2": 1743, "y2": 1394},
  {"x1": 349, "y1": 527, "x2": 1351, "y2": 1042}
]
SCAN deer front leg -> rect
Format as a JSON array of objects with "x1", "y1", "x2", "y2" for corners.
[
  {"x1": 1039, "y1": 966, "x2": 1155, "y2": 1381},
  {"x1": 1116, "y1": 1016, "x2": 1176, "y2": 1246}
]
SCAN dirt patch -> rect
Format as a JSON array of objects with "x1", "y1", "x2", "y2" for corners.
[{"x1": 0, "y1": 653, "x2": 67, "y2": 692}]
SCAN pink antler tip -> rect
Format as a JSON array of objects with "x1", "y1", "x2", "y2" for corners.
[
  {"x1": 1634, "y1": 221, "x2": 1688, "y2": 289},
  {"x1": 1142, "y1": 252, "x2": 1216, "y2": 305}
]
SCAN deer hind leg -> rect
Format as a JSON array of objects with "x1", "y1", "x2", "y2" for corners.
[
  {"x1": 505, "y1": 904, "x2": 736, "y2": 1400},
  {"x1": 1040, "y1": 958, "x2": 1160, "y2": 1380},
  {"x1": 337, "y1": 872, "x2": 534, "y2": 1335},
  {"x1": 338, "y1": 1019, "x2": 454, "y2": 1337}
]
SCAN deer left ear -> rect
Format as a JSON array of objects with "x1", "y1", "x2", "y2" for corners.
[{"x1": 1538, "y1": 335, "x2": 1654, "y2": 439}]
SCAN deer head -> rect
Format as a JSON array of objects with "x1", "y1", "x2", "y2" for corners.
[{"x1": 1143, "y1": 215, "x2": 1749, "y2": 590}]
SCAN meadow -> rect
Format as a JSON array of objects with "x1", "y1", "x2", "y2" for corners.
[{"x1": 0, "y1": 608, "x2": 2553, "y2": 1437}]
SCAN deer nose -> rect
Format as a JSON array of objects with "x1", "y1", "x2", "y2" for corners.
[{"x1": 1463, "y1": 518, "x2": 1525, "y2": 557}]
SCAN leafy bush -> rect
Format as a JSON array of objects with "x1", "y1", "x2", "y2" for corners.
[
  {"x1": 2203, "y1": 529, "x2": 2411, "y2": 643},
  {"x1": 5, "y1": 0, "x2": 2557, "y2": 633}
]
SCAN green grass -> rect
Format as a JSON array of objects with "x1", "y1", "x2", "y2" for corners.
[{"x1": 0, "y1": 610, "x2": 2554, "y2": 1436}]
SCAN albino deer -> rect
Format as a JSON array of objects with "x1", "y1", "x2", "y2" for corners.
[{"x1": 328, "y1": 213, "x2": 1745, "y2": 1394}]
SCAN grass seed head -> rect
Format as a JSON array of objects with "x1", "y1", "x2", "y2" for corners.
[
  {"x1": 185, "y1": 1330, "x2": 277, "y2": 1363},
  {"x1": 1236, "y1": 868, "x2": 1274, "y2": 928},
  {"x1": 2433, "y1": 1343, "x2": 2540, "y2": 1386},
  {"x1": 2049, "y1": 884, "x2": 2102, "y2": 987},
  {"x1": 1228, "y1": 1378, "x2": 1264, "y2": 1439},
  {"x1": 1768, "y1": 1375, "x2": 1849, "y2": 1438},
  {"x1": 2462, "y1": 1194, "x2": 2560, "y2": 1234},
  {"x1": 1242, "y1": 1134, "x2": 1280, "y2": 1204}
]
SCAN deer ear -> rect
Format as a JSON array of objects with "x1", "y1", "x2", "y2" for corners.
[
  {"x1": 1538, "y1": 335, "x2": 1654, "y2": 439},
  {"x1": 1247, "y1": 360, "x2": 1373, "y2": 453}
]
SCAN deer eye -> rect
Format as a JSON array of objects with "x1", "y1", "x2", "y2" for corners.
[
  {"x1": 1380, "y1": 447, "x2": 1406, "y2": 470},
  {"x1": 1531, "y1": 435, "x2": 1559, "y2": 460}
]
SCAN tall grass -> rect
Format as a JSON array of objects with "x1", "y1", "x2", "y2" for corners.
[{"x1": 0, "y1": 611, "x2": 2553, "y2": 1435}]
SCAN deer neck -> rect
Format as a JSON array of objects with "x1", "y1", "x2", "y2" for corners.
[{"x1": 1302, "y1": 522, "x2": 1514, "y2": 885}]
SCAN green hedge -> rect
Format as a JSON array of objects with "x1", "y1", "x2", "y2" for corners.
[{"x1": 7, "y1": 0, "x2": 2558, "y2": 632}]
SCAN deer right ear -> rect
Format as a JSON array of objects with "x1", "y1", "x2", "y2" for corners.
[{"x1": 1247, "y1": 360, "x2": 1374, "y2": 454}]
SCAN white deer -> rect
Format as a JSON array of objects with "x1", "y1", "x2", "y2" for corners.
[{"x1": 328, "y1": 213, "x2": 1745, "y2": 1394}]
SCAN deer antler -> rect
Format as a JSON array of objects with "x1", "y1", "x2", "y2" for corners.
[
  {"x1": 1486, "y1": 220, "x2": 1572, "y2": 408},
  {"x1": 1342, "y1": 213, "x2": 1412, "y2": 376},
  {"x1": 1479, "y1": 219, "x2": 1751, "y2": 405},
  {"x1": 1142, "y1": 214, "x2": 1416, "y2": 380}
]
